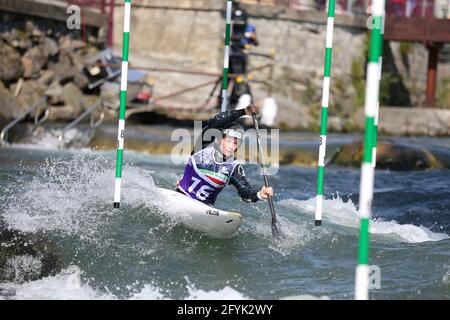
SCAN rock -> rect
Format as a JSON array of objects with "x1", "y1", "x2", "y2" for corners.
[
  {"x1": 48, "y1": 105, "x2": 81, "y2": 121},
  {"x1": 0, "y1": 29, "x2": 32, "y2": 50},
  {"x1": 21, "y1": 46, "x2": 49, "y2": 78},
  {"x1": 0, "y1": 40, "x2": 24, "y2": 83},
  {"x1": 73, "y1": 72, "x2": 89, "y2": 89},
  {"x1": 0, "y1": 219, "x2": 62, "y2": 283},
  {"x1": 59, "y1": 36, "x2": 85, "y2": 52},
  {"x1": 37, "y1": 70, "x2": 56, "y2": 87},
  {"x1": 24, "y1": 21, "x2": 44, "y2": 41},
  {"x1": 47, "y1": 51, "x2": 77, "y2": 83},
  {"x1": 61, "y1": 83, "x2": 83, "y2": 112},
  {"x1": 0, "y1": 81, "x2": 25, "y2": 119},
  {"x1": 279, "y1": 150, "x2": 316, "y2": 166},
  {"x1": 42, "y1": 37, "x2": 59, "y2": 57},
  {"x1": 45, "y1": 80, "x2": 63, "y2": 105},
  {"x1": 330, "y1": 140, "x2": 445, "y2": 170},
  {"x1": 0, "y1": 113, "x2": 8, "y2": 130},
  {"x1": 10, "y1": 80, "x2": 44, "y2": 111},
  {"x1": 48, "y1": 83, "x2": 84, "y2": 120}
]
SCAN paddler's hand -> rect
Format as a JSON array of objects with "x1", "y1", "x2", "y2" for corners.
[
  {"x1": 245, "y1": 104, "x2": 259, "y2": 116},
  {"x1": 257, "y1": 186, "x2": 274, "y2": 200}
]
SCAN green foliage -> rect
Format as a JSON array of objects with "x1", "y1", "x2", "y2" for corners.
[
  {"x1": 301, "y1": 79, "x2": 317, "y2": 105},
  {"x1": 308, "y1": 101, "x2": 321, "y2": 132},
  {"x1": 350, "y1": 33, "x2": 370, "y2": 109},
  {"x1": 351, "y1": 58, "x2": 365, "y2": 108},
  {"x1": 331, "y1": 75, "x2": 348, "y2": 117},
  {"x1": 379, "y1": 72, "x2": 401, "y2": 105},
  {"x1": 437, "y1": 77, "x2": 450, "y2": 108},
  {"x1": 399, "y1": 42, "x2": 412, "y2": 56}
]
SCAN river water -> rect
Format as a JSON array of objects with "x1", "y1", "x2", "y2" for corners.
[{"x1": 0, "y1": 131, "x2": 449, "y2": 300}]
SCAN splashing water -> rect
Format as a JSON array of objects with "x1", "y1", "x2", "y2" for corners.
[
  {"x1": 1, "y1": 145, "x2": 449, "y2": 299},
  {"x1": 1, "y1": 152, "x2": 166, "y2": 242},
  {"x1": 278, "y1": 197, "x2": 449, "y2": 243}
]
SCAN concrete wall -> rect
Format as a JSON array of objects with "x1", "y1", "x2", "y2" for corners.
[
  {"x1": 112, "y1": 0, "x2": 367, "y2": 112},
  {"x1": 112, "y1": 0, "x2": 450, "y2": 129}
]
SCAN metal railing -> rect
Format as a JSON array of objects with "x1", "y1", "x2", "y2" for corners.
[
  {"x1": 0, "y1": 98, "x2": 50, "y2": 146},
  {"x1": 241, "y1": 0, "x2": 442, "y2": 18},
  {"x1": 57, "y1": 100, "x2": 104, "y2": 145}
]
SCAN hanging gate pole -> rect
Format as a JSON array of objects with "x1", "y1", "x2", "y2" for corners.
[
  {"x1": 113, "y1": 0, "x2": 132, "y2": 208},
  {"x1": 221, "y1": 0, "x2": 233, "y2": 112},
  {"x1": 355, "y1": 0, "x2": 385, "y2": 300},
  {"x1": 315, "y1": 0, "x2": 335, "y2": 226}
]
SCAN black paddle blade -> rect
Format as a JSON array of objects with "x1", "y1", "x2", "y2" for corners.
[{"x1": 271, "y1": 221, "x2": 284, "y2": 240}]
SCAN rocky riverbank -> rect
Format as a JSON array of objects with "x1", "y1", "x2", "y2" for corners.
[
  {"x1": 1, "y1": 4, "x2": 450, "y2": 145},
  {"x1": 87, "y1": 125, "x2": 450, "y2": 170},
  {"x1": 330, "y1": 140, "x2": 447, "y2": 170},
  {"x1": 0, "y1": 19, "x2": 103, "y2": 126}
]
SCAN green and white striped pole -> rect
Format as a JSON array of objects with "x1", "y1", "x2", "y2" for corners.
[
  {"x1": 221, "y1": 0, "x2": 233, "y2": 112},
  {"x1": 114, "y1": 0, "x2": 132, "y2": 208},
  {"x1": 372, "y1": 8, "x2": 385, "y2": 168},
  {"x1": 315, "y1": 0, "x2": 335, "y2": 227},
  {"x1": 355, "y1": 0, "x2": 385, "y2": 300}
]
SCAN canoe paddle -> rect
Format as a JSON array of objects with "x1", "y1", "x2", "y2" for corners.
[{"x1": 252, "y1": 113, "x2": 282, "y2": 239}]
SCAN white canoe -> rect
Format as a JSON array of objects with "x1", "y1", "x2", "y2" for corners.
[{"x1": 157, "y1": 188, "x2": 242, "y2": 238}]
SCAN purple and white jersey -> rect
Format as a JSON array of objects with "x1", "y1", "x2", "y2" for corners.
[{"x1": 178, "y1": 146, "x2": 239, "y2": 206}]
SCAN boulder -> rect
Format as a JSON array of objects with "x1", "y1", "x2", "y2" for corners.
[
  {"x1": 0, "y1": 29, "x2": 32, "y2": 50},
  {"x1": 330, "y1": 140, "x2": 445, "y2": 170},
  {"x1": 37, "y1": 70, "x2": 56, "y2": 87},
  {"x1": 59, "y1": 36, "x2": 86, "y2": 52},
  {"x1": 45, "y1": 80, "x2": 63, "y2": 105},
  {"x1": 42, "y1": 37, "x2": 59, "y2": 57},
  {"x1": 279, "y1": 150, "x2": 316, "y2": 166},
  {"x1": 61, "y1": 83, "x2": 84, "y2": 112},
  {"x1": 0, "y1": 40, "x2": 24, "y2": 83},
  {"x1": 10, "y1": 80, "x2": 44, "y2": 111},
  {"x1": 48, "y1": 83, "x2": 84, "y2": 121},
  {"x1": 21, "y1": 45, "x2": 49, "y2": 78},
  {"x1": 0, "y1": 81, "x2": 25, "y2": 119},
  {"x1": 0, "y1": 219, "x2": 62, "y2": 283},
  {"x1": 47, "y1": 51, "x2": 78, "y2": 84}
]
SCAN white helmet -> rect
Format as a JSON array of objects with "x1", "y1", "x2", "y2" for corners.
[{"x1": 223, "y1": 123, "x2": 245, "y2": 148}]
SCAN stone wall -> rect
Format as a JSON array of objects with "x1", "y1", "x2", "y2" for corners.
[{"x1": 112, "y1": 0, "x2": 450, "y2": 123}]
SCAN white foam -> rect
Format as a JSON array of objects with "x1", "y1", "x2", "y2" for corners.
[
  {"x1": 2, "y1": 152, "x2": 164, "y2": 240},
  {"x1": 128, "y1": 284, "x2": 165, "y2": 300},
  {"x1": 0, "y1": 269, "x2": 114, "y2": 300},
  {"x1": 0, "y1": 270, "x2": 249, "y2": 300},
  {"x1": 186, "y1": 285, "x2": 248, "y2": 300},
  {"x1": 280, "y1": 294, "x2": 330, "y2": 300},
  {"x1": 279, "y1": 197, "x2": 449, "y2": 243},
  {"x1": 5, "y1": 255, "x2": 42, "y2": 283}
]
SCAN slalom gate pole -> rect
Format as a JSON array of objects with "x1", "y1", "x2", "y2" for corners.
[
  {"x1": 315, "y1": 0, "x2": 335, "y2": 226},
  {"x1": 113, "y1": 0, "x2": 132, "y2": 208},
  {"x1": 355, "y1": 0, "x2": 385, "y2": 300},
  {"x1": 372, "y1": 7, "x2": 385, "y2": 168},
  {"x1": 221, "y1": 0, "x2": 233, "y2": 112}
]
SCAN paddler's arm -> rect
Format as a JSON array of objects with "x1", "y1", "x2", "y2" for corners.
[
  {"x1": 229, "y1": 164, "x2": 265, "y2": 203},
  {"x1": 203, "y1": 109, "x2": 246, "y2": 131},
  {"x1": 193, "y1": 105, "x2": 258, "y2": 153}
]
